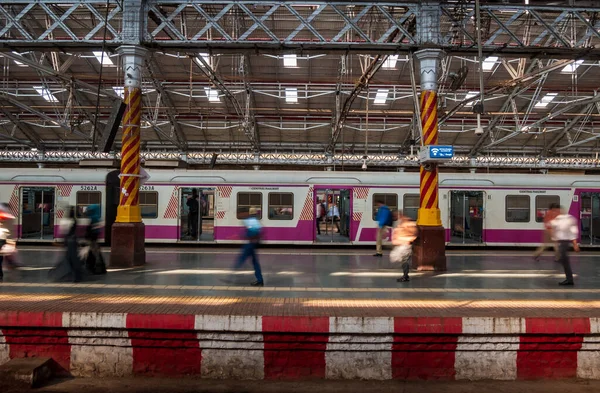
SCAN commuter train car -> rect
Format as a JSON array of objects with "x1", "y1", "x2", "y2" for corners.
[{"x1": 0, "y1": 168, "x2": 598, "y2": 247}]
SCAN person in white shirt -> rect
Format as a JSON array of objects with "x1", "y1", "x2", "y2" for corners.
[
  {"x1": 549, "y1": 206, "x2": 580, "y2": 286},
  {"x1": 327, "y1": 204, "x2": 341, "y2": 233}
]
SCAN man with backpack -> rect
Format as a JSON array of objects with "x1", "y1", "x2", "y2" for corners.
[
  {"x1": 374, "y1": 199, "x2": 393, "y2": 257},
  {"x1": 233, "y1": 207, "x2": 264, "y2": 286}
]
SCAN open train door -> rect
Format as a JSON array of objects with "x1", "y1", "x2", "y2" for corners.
[
  {"x1": 448, "y1": 190, "x2": 485, "y2": 244},
  {"x1": 178, "y1": 187, "x2": 216, "y2": 242},
  {"x1": 18, "y1": 186, "x2": 57, "y2": 241},
  {"x1": 104, "y1": 170, "x2": 120, "y2": 246}
]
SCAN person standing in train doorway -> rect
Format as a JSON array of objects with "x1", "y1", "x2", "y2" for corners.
[
  {"x1": 533, "y1": 203, "x2": 560, "y2": 261},
  {"x1": 233, "y1": 207, "x2": 264, "y2": 286},
  {"x1": 550, "y1": 206, "x2": 580, "y2": 286},
  {"x1": 374, "y1": 199, "x2": 392, "y2": 257},
  {"x1": 315, "y1": 199, "x2": 325, "y2": 235},
  {"x1": 187, "y1": 188, "x2": 200, "y2": 240}
]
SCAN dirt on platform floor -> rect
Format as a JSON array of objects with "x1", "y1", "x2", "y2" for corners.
[{"x1": 1, "y1": 379, "x2": 599, "y2": 393}]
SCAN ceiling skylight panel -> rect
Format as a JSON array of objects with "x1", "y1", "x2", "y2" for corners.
[
  {"x1": 204, "y1": 87, "x2": 220, "y2": 102},
  {"x1": 482, "y1": 56, "x2": 498, "y2": 71},
  {"x1": 12, "y1": 52, "x2": 27, "y2": 67},
  {"x1": 283, "y1": 54, "x2": 298, "y2": 68},
  {"x1": 34, "y1": 86, "x2": 58, "y2": 102},
  {"x1": 464, "y1": 91, "x2": 479, "y2": 106},
  {"x1": 374, "y1": 88, "x2": 390, "y2": 105},
  {"x1": 534, "y1": 92, "x2": 558, "y2": 108},
  {"x1": 92, "y1": 51, "x2": 114, "y2": 66},
  {"x1": 113, "y1": 87, "x2": 124, "y2": 98},
  {"x1": 561, "y1": 60, "x2": 584, "y2": 73},
  {"x1": 285, "y1": 87, "x2": 298, "y2": 103},
  {"x1": 382, "y1": 55, "x2": 399, "y2": 69}
]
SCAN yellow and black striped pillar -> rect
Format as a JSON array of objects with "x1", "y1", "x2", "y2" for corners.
[
  {"x1": 116, "y1": 86, "x2": 142, "y2": 223},
  {"x1": 417, "y1": 90, "x2": 441, "y2": 227},
  {"x1": 111, "y1": 45, "x2": 147, "y2": 267},
  {"x1": 412, "y1": 48, "x2": 446, "y2": 271}
]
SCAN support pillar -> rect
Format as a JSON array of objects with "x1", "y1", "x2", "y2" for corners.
[
  {"x1": 411, "y1": 46, "x2": 447, "y2": 271},
  {"x1": 110, "y1": 45, "x2": 147, "y2": 267}
]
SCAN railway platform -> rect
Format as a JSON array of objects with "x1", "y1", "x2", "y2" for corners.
[{"x1": 1, "y1": 247, "x2": 600, "y2": 381}]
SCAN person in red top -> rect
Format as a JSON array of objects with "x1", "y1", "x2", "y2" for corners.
[{"x1": 533, "y1": 203, "x2": 560, "y2": 260}]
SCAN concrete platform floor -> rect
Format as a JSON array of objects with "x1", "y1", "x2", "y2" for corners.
[
  {"x1": 0, "y1": 247, "x2": 598, "y2": 301},
  {"x1": 12, "y1": 378, "x2": 600, "y2": 393}
]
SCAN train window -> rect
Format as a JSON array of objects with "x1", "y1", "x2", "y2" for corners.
[
  {"x1": 76, "y1": 191, "x2": 101, "y2": 218},
  {"x1": 535, "y1": 195, "x2": 560, "y2": 222},
  {"x1": 403, "y1": 194, "x2": 420, "y2": 221},
  {"x1": 237, "y1": 192, "x2": 263, "y2": 219},
  {"x1": 372, "y1": 193, "x2": 398, "y2": 220},
  {"x1": 505, "y1": 195, "x2": 530, "y2": 222},
  {"x1": 140, "y1": 191, "x2": 158, "y2": 219},
  {"x1": 268, "y1": 193, "x2": 294, "y2": 220}
]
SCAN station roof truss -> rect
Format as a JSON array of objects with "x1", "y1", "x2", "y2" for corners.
[{"x1": 1, "y1": 0, "x2": 600, "y2": 169}]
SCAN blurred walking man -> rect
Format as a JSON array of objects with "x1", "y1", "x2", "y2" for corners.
[
  {"x1": 533, "y1": 203, "x2": 560, "y2": 261},
  {"x1": 550, "y1": 206, "x2": 580, "y2": 286}
]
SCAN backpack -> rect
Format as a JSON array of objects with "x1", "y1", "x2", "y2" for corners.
[
  {"x1": 319, "y1": 203, "x2": 326, "y2": 218},
  {"x1": 385, "y1": 210, "x2": 394, "y2": 227}
]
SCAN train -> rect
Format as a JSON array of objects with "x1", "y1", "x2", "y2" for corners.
[{"x1": 1, "y1": 167, "x2": 599, "y2": 247}]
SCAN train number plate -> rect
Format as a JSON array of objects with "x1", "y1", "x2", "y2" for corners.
[
  {"x1": 140, "y1": 185, "x2": 155, "y2": 191},
  {"x1": 80, "y1": 185, "x2": 98, "y2": 191}
]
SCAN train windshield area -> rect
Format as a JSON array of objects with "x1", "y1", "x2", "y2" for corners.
[
  {"x1": 450, "y1": 191, "x2": 484, "y2": 244},
  {"x1": 179, "y1": 187, "x2": 215, "y2": 242},
  {"x1": 315, "y1": 188, "x2": 350, "y2": 243},
  {"x1": 20, "y1": 186, "x2": 56, "y2": 240},
  {"x1": 580, "y1": 192, "x2": 600, "y2": 245}
]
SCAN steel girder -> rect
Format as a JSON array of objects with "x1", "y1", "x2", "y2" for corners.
[
  {"x1": 1, "y1": 1, "x2": 600, "y2": 59},
  {"x1": 3, "y1": 149, "x2": 600, "y2": 170}
]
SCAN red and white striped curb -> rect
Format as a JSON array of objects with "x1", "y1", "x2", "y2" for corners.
[{"x1": 1, "y1": 312, "x2": 600, "y2": 380}]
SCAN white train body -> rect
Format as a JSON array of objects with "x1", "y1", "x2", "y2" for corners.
[{"x1": 0, "y1": 168, "x2": 596, "y2": 247}]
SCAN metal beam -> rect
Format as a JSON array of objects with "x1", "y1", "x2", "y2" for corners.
[
  {"x1": 1, "y1": 2, "x2": 600, "y2": 59},
  {"x1": 0, "y1": 52, "x2": 119, "y2": 100},
  {"x1": 1, "y1": 149, "x2": 600, "y2": 170},
  {"x1": 192, "y1": 55, "x2": 260, "y2": 151},
  {"x1": 0, "y1": 93, "x2": 90, "y2": 141},
  {"x1": 145, "y1": 57, "x2": 187, "y2": 150},
  {"x1": 0, "y1": 108, "x2": 43, "y2": 149}
]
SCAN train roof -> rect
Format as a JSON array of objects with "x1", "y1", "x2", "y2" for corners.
[{"x1": 1, "y1": 168, "x2": 600, "y2": 188}]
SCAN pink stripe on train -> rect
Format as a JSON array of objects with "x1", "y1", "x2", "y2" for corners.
[{"x1": 2, "y1": 313, "x2": 600, "y2": 380}]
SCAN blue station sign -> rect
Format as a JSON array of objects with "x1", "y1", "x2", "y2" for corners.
[{"x1": 419, "y1": 145, "x2": 454, "y2": 162}]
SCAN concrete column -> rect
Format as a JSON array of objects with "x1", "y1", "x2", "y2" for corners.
[
  {"x1": 110, "y1": 45, "x2": 147, "y2": 267},
  {"x1": 412, "y1": 3, "x2": 447, "y2": 271}
]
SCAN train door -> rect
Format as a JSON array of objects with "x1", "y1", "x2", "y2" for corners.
[
  {"x1": 449, "y1": 190, "x2": 485, "y2": 244},
  {"x1": 315, "y1": 188, "x2": 351, "y2": 243},
  {"x1": 580, "y1": 192, "x2": 600, "y2": 245},
  {"x1": 178, "y1": 187, "x2": 215, "y2": 241},
  {"x1": 19, "y1": 186, "x2": 56, "y2": 240}
]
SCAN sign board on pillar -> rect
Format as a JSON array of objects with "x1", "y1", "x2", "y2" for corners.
[{"x1": 419, "y1": 145, "x2": 454, "y2": 163}]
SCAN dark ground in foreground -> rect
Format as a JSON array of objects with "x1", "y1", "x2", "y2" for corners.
[{"x1": 2, "y1": 378, "x2": 600, "y2": 393}]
